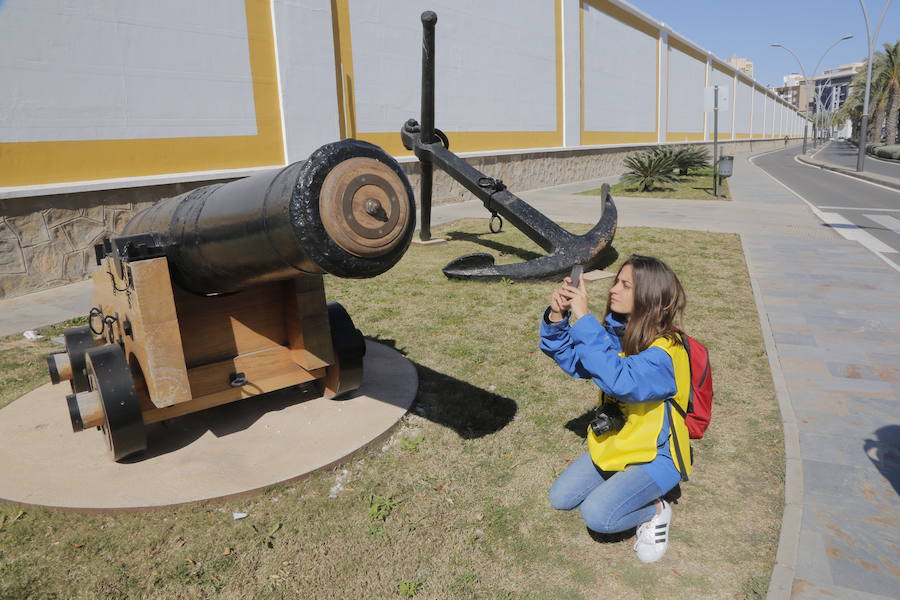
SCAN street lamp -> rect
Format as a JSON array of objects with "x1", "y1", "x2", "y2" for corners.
[
  {"x1": 771, "y1": 35, "x2": 853, "y2": 153},
  {"x1": 856, "y1": 0, "x2": 894, "y2": 172}
]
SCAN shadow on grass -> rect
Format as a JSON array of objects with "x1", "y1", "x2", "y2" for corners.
[
  {"x1": 443, "y1": 230, "x2": 543, "y2": 263},
  {"x1": 371, "y1": 336, "x2": 518, "y2": 439}
]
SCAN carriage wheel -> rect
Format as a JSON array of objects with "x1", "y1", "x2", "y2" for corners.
[
  {"x1": 85, "y1": 344, "x2": 147, "y2": 461},
  {"x1": 320, "y1": 302, "x2": 366, "y2": 399},
  {"x1": 63, "y1": 326, "x2": 94, "y2": 393}
]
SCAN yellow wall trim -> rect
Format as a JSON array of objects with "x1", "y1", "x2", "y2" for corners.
[
  {"x1": 666, "y1": 132, "x2": 705, "y2": 142},
  {"x1": 363, "y1": 130, "x2": 563, "y2": 157},
  {"x1": 583, "y1": 0, "x2": 658, "y2": 39},
  {"x1": 669, "y1": 37, "x2": 706, "y2": 64},
  {"x1": 0, "y1": 0, "x2": 284, "y2": 188},
  {"x1": 331, "y1": 0, "x2": 355, "y2": 139},
  {"x1": 581, "y1": 131, "x2": 658, "y2": 145}
]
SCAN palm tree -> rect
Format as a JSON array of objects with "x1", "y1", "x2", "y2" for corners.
[
  {"x1": 834, "y1": 40, "x2": 900, "y2": 145},
  {"x1": 836, "y1": 72, "x2": 865, "y2": 138},
  {"x1": 879, "y1": 41, "x2": 899, "y2": 145}
]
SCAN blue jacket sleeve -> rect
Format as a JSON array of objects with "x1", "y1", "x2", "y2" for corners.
[{"x1": 540, "y1": 310, "x2": 676, "y2": 403}]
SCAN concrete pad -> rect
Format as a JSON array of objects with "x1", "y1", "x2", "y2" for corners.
[{"x1": 0, "y1": 340, "x2": 416, "y2": 510}]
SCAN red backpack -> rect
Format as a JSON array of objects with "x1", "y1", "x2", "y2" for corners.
[{"x1": 674, "y1": 331, "x2": 713, "y2": 439}]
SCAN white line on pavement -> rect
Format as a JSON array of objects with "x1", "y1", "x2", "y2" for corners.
[
  {"x1": 748, "y1": 154, "x2": 900, "y2": 274},
  {"x1": 819, "y1": 211, "x2": 895, "y2": 252},
  {"x1": 809, "y1": 143, "x2": 829, "y2": 161},
  {"x1": 817, "y1": 206, "x2": 900, "y2": 212},
  {"x1": 864, "y1": 213, "x2": 900, "y2": 234}
]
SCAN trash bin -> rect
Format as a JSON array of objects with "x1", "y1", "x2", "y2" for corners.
[{"x1": 717, "y1": 155, "x2": 734, "y2": 178}]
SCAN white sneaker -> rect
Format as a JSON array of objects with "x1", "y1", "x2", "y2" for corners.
[{"x1": 633, "y1": 500, "x2": 671, "y2": 563}]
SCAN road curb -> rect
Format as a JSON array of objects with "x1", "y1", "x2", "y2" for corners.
[
  {"x1": 795, "y1": 154, "x2": 900, "y2": 191},
  {"x1": 741, "y1": 241, "x2": 804, "y2": 600}
]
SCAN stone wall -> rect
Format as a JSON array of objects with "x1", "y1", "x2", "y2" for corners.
[
  {"x1": 0, "y1": 179, "x2": 238, "y2": 299},
  {"x1": 0, "y1": 138, "x2": 789, "y2": 299}
]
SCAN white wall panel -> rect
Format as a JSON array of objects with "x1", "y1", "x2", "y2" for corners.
[
  {"x1": 766, "y1": 96, "x2": 776, "y2": 136},
  {"x1": 667, "y1": 45, "x2": 705, "y2": 134},
  {"x1": 274, "y1": 0, "x2": 341, "y2": 162},
  {"x1": 735, "y1": 80, "x2": 752, "y2": 135},
  {"x1": 349, "y1": 0, "x2": 557, "y2": 133},
  {"x1": 0, "y1": 0, "x2": 257, "y2": 142},
  {"x1": 709, "y1": 67, "x2": 732, "y2": 136},
  {"x1": 583, "y1": 3, "x2": 656, "y2": 132}
]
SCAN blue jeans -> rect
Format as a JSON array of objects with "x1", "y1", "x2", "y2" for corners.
[{"x1": 549, "y1": 452, "x2": 663, "y2": 533}]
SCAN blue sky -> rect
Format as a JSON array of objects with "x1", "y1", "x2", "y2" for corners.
[{"x1": 629, "y1": 0, "x2": 900, "y2": 87}]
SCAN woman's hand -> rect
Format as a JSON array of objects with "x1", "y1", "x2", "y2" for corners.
[
  {"x1": 548, "y1": 287, "x2": 570, "y2": 322},
  {"x1": 559, "y1": 274, "x2": 589, "y2": 321}
]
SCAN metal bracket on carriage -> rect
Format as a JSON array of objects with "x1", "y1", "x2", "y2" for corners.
[{"x1": 401, "y1": 11, "x2": 618, "y2": 282}]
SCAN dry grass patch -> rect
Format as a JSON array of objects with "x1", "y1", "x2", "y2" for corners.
[{"x1": 0, "y1": 220, "x2": 782, "y2": 600}]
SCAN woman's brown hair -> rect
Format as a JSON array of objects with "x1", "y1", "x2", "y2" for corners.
[{"x1": 605, "y1": 255, "x2": 686, "y2": 356}]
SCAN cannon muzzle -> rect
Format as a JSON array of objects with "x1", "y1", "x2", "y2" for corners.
[{"x1": 104, "y1": 139, "x2": 415, "y2": 295}]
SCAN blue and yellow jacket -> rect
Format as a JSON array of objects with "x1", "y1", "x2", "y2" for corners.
[{"x1": 539, "y1": 309, "x2": 692, "y2": 481}]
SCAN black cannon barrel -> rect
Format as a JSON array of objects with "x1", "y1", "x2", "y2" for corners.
[{"x1": 121, "y1": 139, "x2": 415, "y2": 295}]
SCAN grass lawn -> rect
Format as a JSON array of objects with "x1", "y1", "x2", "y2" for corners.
[
  {"x1": 0, "y1": 219, "x2": 782, "y2": 600},
  {"x1": 579, "y1": 169, "x2": 731, "y2": 201}
]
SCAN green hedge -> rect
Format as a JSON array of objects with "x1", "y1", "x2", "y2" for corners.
[{"x1": 872, "y1": 144, "x2": 900, "y2": 160}]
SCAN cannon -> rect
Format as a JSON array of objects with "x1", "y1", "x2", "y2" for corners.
[
  {"x1": 402, "y1": 11, "x2": 617, "y2": 281},
  {"x1": 46, "y1": 139, "x2": 415, "y2": 461}
]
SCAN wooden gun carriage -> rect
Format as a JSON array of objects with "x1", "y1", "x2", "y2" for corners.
[{"x1": 46, "y1": 140, "x2": 415, "y2": 461}]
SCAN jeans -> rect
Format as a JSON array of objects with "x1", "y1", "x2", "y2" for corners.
[{"x1": 549, "y1": 452, "x2": 663, "y2": 533}]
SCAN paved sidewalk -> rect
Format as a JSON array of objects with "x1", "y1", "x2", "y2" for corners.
[{"x1": 1, "y1": 151, "x2": 898, "y2": 599}]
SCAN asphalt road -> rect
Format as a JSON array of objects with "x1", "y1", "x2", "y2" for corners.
[
  {"x1": 811, "y1": 139, "x2": 900, "y2": 180},
  {"x1": 751, "y1": 145, "x2": 900, "y2": 271}
]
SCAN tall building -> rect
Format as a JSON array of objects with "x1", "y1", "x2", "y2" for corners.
[
  {"x1": 727, "y1": 56, "x2": 754, "y2": 78},
  {"x1": 772, "y1": 84, "x2": 800, "y2": 108},
  {"x1": 774, "y1": 62, "x2": 864, "y2": 115},
  {"x1": 809, "y1": 62, "x2": 864, "y2": 113}
]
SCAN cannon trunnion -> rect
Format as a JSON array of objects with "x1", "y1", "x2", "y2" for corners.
[{"x1": 46, "y1": 140, "x2": 415, "y2": 461}]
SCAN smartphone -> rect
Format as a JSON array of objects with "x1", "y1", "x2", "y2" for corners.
[{"x1": 569, "y1": 263, "x2": 583, "y2": 285}]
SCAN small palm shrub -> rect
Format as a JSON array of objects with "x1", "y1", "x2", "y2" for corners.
[
  {"x1": 621, "y1": 150, "x2": 678, "y2": 192},
  {"x1": 650, "y1": 146, "x2": 711, "y2": 175}
]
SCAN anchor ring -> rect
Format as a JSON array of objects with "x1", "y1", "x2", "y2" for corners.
[{"x1": 489, "y1": 213, "x2": 503, "y2": 234}]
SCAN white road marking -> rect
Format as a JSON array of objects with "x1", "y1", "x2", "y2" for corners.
[
  {"x1": 818, "y1": 212, "x2": 895, "y2": 253},
  {"x1": 818, "y1": 206, "x2": 900, "y2": 212},
  {"x1": 865, "y1": 213, "x2": 900, "y2": 234}
]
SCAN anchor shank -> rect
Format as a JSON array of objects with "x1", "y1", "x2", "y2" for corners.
[{"x1": 425, "y1": 143, "x2": 571, "y2": 253}]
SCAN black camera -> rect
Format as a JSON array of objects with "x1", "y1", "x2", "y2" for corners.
[{"x1": 590, "y1": 402, "x2": 626, "y2": 436}]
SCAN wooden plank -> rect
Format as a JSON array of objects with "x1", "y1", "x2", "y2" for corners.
[
  {"x1": 285, "y1": 276, "x2": 334, "y2": 371},
  {"x1": 93, "y1": 257, "x2": 191, "y2": 408},
  {"x1": 174, "y1": 282, "x2": 289, "y2": 367},
  {"x1": 141, "y1": 347, "x2": 324, "y2": 424}
]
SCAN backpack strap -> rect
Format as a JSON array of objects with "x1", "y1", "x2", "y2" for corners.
[
  {"x1": 666, "y1": 400, "x2": 690, "y2": 482},
  {"x1": 678, "y1": 331, "x2": 694, "y2": 414},
  {"x1": 669, "y1": 333, "x2": 691, "y2": 482}
]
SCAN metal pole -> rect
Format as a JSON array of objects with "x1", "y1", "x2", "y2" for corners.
[
  {"x1": 713, "y1": 85, "x2": 719, "y2": 198},
  {"x1": 803, "y1": 122, "x2": 808, "y2": 153},
  {"x1": 418, "y1": 11, "x2": 437, "y2": 241},
  {"x1": 856, "y1": 0, "x2": 893, "y2": 171}
]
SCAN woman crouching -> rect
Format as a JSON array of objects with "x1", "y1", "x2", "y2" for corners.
[{"x1": 540, "y1": 255, "x2": 691, "y2": 563}]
